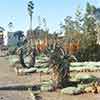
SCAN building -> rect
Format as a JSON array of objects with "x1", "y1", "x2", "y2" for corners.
[
  {"x1": 0, "y1": 32, "x2": 4, "y2": 46},
  {"x1": 0, "y1": 26, "x2": 5, "y2": 47}
]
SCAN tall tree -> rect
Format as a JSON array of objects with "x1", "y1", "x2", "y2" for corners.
[
  {"x1": 43, "y1": 18, "x2": 49, "y2": 38},
  {"x1": 74, "y1": 6, "x2": 83, "y2": 33},
  {"x1": 81, "y1": 2, "x2": 97, "y2": 49},
  {"x1": 61, "y1": 16, "x2": 75, "y2": 42}
]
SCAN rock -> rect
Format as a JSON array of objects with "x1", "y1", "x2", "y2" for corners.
[
  {"x1": 15, "y1": 67, "x2": 37, "y2": 75},
  {"x1": 40, "y1": 84, "x2": 53, "y2": 92},
  {"x1": 75, "y1": 74, "x2": 97, "y2": 83},
  {"x1": 84, "y1": 86, "x2": 93, "y2": 93},
  {"x1": 61, "y1": 87, "x2": 82, "y2": 95},
  {"x1": 97, "y1": 86, "x2": 100, "y2": 93},
  {"x1": 36, "y1": 68, "x2": 49, "y2": 73},
  {"x1": 0, "y1": 97, "x2": 4, "y2": 99},
  {"x1": 40, "y1": 80, "x2": 54, "y2": 92}
]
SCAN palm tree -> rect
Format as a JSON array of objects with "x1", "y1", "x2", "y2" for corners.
[
  {"x1": 27, "y1": 1, "x2": 34, "y2": 31},
  {"x1": 27, "y1": 1, "x2": 34, "y2": 46}
]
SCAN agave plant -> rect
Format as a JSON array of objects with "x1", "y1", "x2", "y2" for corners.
[
  {"x1": 17, "y1": 41, "x2": 37, "y2": 68},
  {"x1": 48, "y1": 44, "x2": 71, "y2": 88}
]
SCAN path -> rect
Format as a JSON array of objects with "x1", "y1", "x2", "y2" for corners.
[{"x1": 0, "y1": 57, "x2": 34, "y2": 100}]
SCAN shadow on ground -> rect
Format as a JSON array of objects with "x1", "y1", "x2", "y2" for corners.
[{"x1": 0, "y1": 84, "x2": 40, "y2": 91}]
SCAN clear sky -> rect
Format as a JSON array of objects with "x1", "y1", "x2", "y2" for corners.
[{"x1": 0, "y1": 0, "x2": 99, "y2": 33}]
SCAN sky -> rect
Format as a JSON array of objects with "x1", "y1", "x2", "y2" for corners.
[{"x1": 0, "y1": 0, "x2": 100, "y2": 33}]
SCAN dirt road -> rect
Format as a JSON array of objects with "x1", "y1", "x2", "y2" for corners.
[{"x1": 0, "y1": 57, "x2": 34, "y2": 100}]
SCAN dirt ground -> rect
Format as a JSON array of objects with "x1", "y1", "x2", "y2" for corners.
[
  {"x1": 0, "y1": 57, "x2": 100, "y2": 100},
  {"x1": 0, "y1": 57, "x2": 34, "y2": 100},
  {"x1": 39, "y1": 72, "x2": 100, "y2": 100}
]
